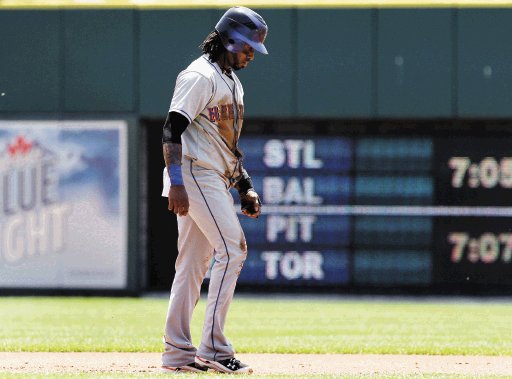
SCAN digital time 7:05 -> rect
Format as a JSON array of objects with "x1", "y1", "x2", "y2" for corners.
[{"x1": 448, "y1": 157, "x2": 512, "y2": 189}]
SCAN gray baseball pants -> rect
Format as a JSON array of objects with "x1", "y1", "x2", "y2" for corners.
[{"x1": 162, "y1": 161, "x2": 248, "y2": 367}]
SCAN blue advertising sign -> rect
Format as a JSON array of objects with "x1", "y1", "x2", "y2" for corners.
[{"x1": 0, "y1": 120, "x2": 128, "y2": 289}]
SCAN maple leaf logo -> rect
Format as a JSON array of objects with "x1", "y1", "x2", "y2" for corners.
[{"x1": 7, "y1": 136, "x2": 32, "y2": 157}]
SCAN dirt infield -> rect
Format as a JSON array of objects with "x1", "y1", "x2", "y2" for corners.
[{"x1": 1, "y1": 352, "x2": 512, "y2": 376}]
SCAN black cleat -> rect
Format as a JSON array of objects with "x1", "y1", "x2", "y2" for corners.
[{"x1": 195, "y1": 356, "x2": 253, "y2": 374}]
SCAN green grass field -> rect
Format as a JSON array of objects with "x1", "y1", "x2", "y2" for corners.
[
  {"x1": 1, "y1": 296, "x2": 511, "y2": 378},
  {"x1": 1, "y1": 296, "x2": 511, "y2": 355}
]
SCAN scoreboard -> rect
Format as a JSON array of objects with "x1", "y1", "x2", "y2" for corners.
[{"x1": 233, "y1": 135, "x2": 512, "y2": 290}]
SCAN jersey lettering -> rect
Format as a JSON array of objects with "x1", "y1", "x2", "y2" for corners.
[
  {"x1": 220, "y1": 104, "x2": 229, "y2": 121},
  {"x1": 207, "y1": 103, "x2": 243, "y2": 123},
  {"x1": 208, "y1": 107, "x2": 220, "y2": 122}
]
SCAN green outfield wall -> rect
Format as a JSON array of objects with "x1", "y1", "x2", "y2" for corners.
[
  {"x1": 2, "y1": 7, "x2": 512, "y2": 118},
  {"x1": 3, "y1": 6, "x2": 512, "y2": 293}
]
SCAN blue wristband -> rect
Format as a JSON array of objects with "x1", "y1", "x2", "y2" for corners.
[{"x1": 168, "y1": 164, "x2": 183, "y2": 186}]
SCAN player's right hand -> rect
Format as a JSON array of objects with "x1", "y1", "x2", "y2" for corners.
[
  {"x1": 168, "y1": 185, "x2": 189, "y2": 216},
  {"x1": 240, "y1": 189, "x2": 261, "y2": 218}
]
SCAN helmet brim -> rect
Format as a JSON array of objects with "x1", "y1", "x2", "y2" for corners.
[
  {"x1": 231, "y1": 30, "x2": 268, "y2": 55},
  {"x1": 249, "y1": 41, "x2": 268, "y2": 55}
]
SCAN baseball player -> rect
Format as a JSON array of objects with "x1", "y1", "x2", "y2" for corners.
[{"x1": 160, "y1": 7, "x2": 268, "y2": 374}]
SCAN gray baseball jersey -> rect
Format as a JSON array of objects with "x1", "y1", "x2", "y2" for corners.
[
  {"x1": 162, "y1": 54, "x2": 249, "y2": 367},
  {"x1": 163, "y1": 54, "x2": 245, "y2": 191}
]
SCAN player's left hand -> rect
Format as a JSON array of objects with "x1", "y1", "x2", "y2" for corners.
[{"x1": 240, "y1": 190, "x2": 261, "y2": 218}]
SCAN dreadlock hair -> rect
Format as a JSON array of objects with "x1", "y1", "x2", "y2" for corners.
[{"x1": 200, "y1": 30, "x2": 227, "y2": 62}]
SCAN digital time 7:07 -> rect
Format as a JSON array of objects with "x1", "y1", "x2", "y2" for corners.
[{"x1": 448, "y1": 232, "x2": 512, "y2": 264}]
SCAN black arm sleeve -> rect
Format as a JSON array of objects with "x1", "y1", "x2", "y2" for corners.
[{"x1": 162, "y1": 111, "x2": 190, "y2": 144}]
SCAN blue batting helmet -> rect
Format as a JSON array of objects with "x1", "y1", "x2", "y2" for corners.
[{"x1": 215, "y1": 7, "x2": 268, "y2": 55}]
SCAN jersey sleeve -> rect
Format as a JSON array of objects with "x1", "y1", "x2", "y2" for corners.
[{"x1": 169, "y1": 71, "x2": 213, "y2": 124}]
